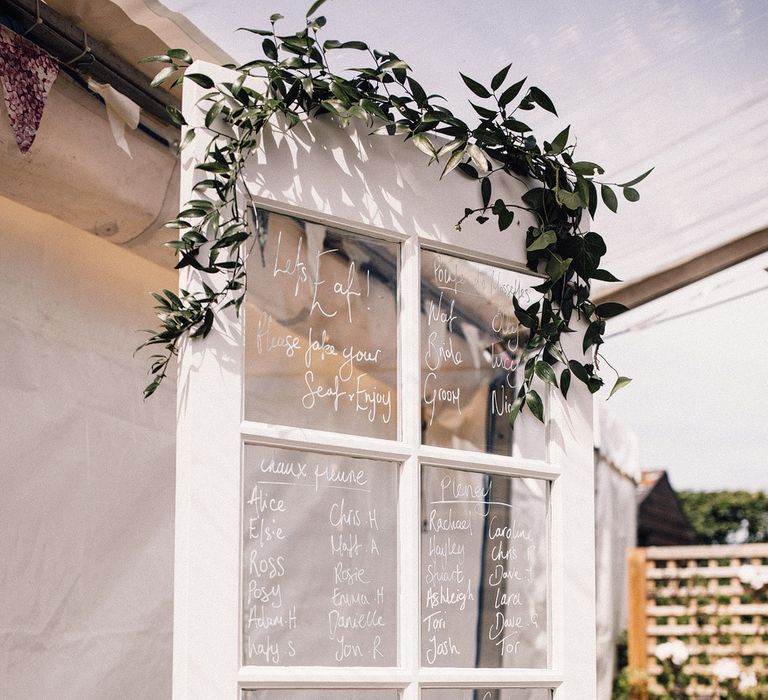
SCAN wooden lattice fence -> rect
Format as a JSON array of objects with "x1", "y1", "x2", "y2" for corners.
[{"x1": 628, "y1": 543, "x2": 768, "y2": 698}]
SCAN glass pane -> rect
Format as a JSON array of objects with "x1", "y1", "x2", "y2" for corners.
[
  {"x1": 421, "y1": 466, "x2": 548, "y2": 668},
  {"x1": 421, "y1": 690, "x2": 550, "y2": 700},
  {"x1": 245, "y1": 209, "x2": 398, "y2": 439},
  {"x1": 243, "y1": 692, "x2": 399, "y2": 700},
  {"x1": 420, "y1": 249, "x2": 544, "y2": 457},
  {"x1": 242, "y1": 444, "x2": 398, "y2": 666}
]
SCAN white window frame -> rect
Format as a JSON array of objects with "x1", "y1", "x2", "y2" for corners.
[{"x1": 173, "y1": 62, "x2": 597, "y2": 700}]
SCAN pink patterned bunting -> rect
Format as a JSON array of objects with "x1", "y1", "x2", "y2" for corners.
[{"x1": 0, "y1": 25, "x2": 59, "y2": 154}]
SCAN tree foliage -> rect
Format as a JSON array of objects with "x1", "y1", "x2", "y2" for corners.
[
  {"x1": 139, "y1": 2, "x2": 650, "y2": 422},
  {"x1": 678, "y1": 490, "x2": 768, "y2": 544}
]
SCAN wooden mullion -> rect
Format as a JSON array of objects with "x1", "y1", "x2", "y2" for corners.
[{"x1": 627, "y1": 548, "x2": 648, "y2": 700}]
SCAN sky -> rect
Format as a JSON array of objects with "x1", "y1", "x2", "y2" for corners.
[{"x1": 160, "y1": 0, "x2": 768, "y2": 491}]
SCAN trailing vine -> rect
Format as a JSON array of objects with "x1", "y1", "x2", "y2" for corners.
[{"x1": 139, "y1": 1, "x2": 651, "y2": 424}]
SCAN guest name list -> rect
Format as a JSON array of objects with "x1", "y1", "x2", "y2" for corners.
[
  {"x1": 421, "y1": 466, "x2": 546, "y2": 667},
  {"x1": 242, "y1": 445, "x2": 397, "y2": 666}
]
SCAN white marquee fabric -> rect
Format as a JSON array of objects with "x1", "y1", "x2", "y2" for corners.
[
  {"x1": 0, "y1": 199, "x2": 176, "y2": 699},
  {"x1": 594, "y1": 410, "x2": 640, "y2": 699}
]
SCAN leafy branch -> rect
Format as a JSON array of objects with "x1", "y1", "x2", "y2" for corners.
[{"x1": 139, "y1": 0, "x2": 651, "y2": 422}]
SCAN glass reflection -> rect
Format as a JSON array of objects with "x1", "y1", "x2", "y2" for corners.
[
  {"x1": 420, "y1": 249, "x2": 545, "y2": 457},
  {"x1": 243, "y1": 692, "x2": 399, "y2": 700},
  {"x1": 421, "y1": 466, "x2": 548, "y2": 668},
  {"x1": 421, "y1": 690, "x2": 550, "y2": 700},
  {"x1": 242, "y1": 444, "x2": 398, "y2": 666},
  {"x1": 245, "y1": 209, "x2": 398, "y2": 438}
]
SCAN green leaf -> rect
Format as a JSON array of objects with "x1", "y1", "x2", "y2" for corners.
[
  {"x1": 341, "y1": 40, "x2": 368, "y2": 50},
  {"x1": 623, "y1": 186, "x2": 640, "y2": 202},
  {"x1": 236, "y1": 27, "x2": 274, "y2": 36},
  {"x1": 496, "y1": 205, "x2": 514, "y2": 231},
  {"x1": 600, "y1": 184, "x2": 618, "y2": 213},
  {"x1": 545, "y1": 252, "x2": 572, "y2": 281},
  {"x1": 436, "y1": 138, "x2": 464, "y2": 158},
  {"x1": 499, "y1": 77, "x2": 526, "y2": 107},
  {"x1": 167, "y1": 48, "x2": 192, "y2": 63},
  {"x1": 568, "y1": 360, "x2": 590, "y2": 384},
  {"x1": 507, "y1": 396, "x2": 525, "y2": 426},
  {"x1": 139, "y1": 54, "x2": 173, "y2": 64},
  {"x1": 526, "y1": 389, "x2": 544, "y2": 422},
  {"x1": 305, "y1": 0, "x2": 327, "y2": 17},
  {"x1": 191, "y1": 179, "x2": 219, "y2": 191},
  {"x1": 360, "y1": 98, "x2": 387, "y2": 120},
  {"x1": 205, "y1": 101, "x2": 224, "y2": 128},
  {"x1": 470, "y1": 102, "x2": 498, "y2": 120},
  {"x1": 177, "y1": 128, "x2": 196, "y2": 152},
  {"x1": 372, "y1": 122, "x2": 409, "y2": 136},
  {"x1": 165, "y1": 288, "x2": 182, "y2": 307},
  {"x1": 546, "y1": 342, "x2": 567, "y2": 365},
  {"x1": 460, "y1": 73, "x2": 492, "y2": 99},
  {"x1": 309, "y1": 15, "x2": 327, "y2": 29},
  {"x1": 528, "y1": 86, "x2": 557, "y2": 115},
  {"x1": 329, "y1": 81, "x2": 349, "y2": 102},
  {"x1": 535, "y1": 361, "x2": 558, "y2": 387},
  {"x1": 270, "y1": 12, "x2": 284, "y2": 21},
  {"x1": 587, "y1": 180, "x2": 598, "y2": 219},
  {"x1": 591, "y1": 268, "x2": 621, "y2": 282},
  {"x1": 408, "y1": 77, "x2": 427, "y2": 106},
  {"x1": 143, "y1": 376, "x2": 162, "y2": 399},
  {"x1": 191, "y1": 308, "x2": 214, "y2": 339},
  {"x1": 166, "y1": 105, "x2": 187, "y2": 127},
  {"x1": 609, "y1": 376, "x2": 632, "y2": 399},
  {"x1": 585, "y1": 374, "x2": 603, "y2": 394},
  {"x1": 576, "y1": 175, "x2": 590, "y2": 209},
  {"x1": 549, "y1": 125, "x2": 570, "y2": 154},
  {"x1": 467, "y1": 144, "x2": 488, "y2": 173},
  {"x1": 527, "y1": 229, "x2": 557, "y2": 252},
  {"x1": 348, "y1": 104, "x2": 367, "y2": 121},
  {"x1": 618, "y1": 167, "x2": 654, "y2": 188},
  {"x1": 582, "y1": 320, "x2": 604, "y2": 353},
  {"x1": 491, "y1": 63, "x2": 511, "y2": 91},
  {"x1": 151, "y1": 65, "x2": 177, "y2": 88},
  {"x1": 513, "y1": 296, "x2": 537, "y2": 329},
  {"x1": 572, "y1": 161, "x2": 604, "y2": 176},
  {"x1": 164, "y1": 219, "x2": 190, "y2": 229},
  {"x1": 503, "y1": 118, "x2": 531, "y2": 133},
  {"x1": 320, "y1": 99, "x2": 348, "y2": 116},
  {"x1": 562, "y1": 230, "x2": 606, "y2": 279},
  {"x1": 196, "y1": 162, "x2": 230, "y2": 174},
  {"x1": 481, "y1": 177, "x2": 491, "y2": 208},
  {"x1": 379, "y1": 58, "x2": 409, "y2": 71},
  {"x1": 411, "y1": 133, "x2": 437, "y2": 159},
  {"x1": 185, "y1": 73, "x2": 214, "y2": 89},
  {"x1": 555, "y1": 187, "x2": 583, "y2": 210},
  {"x1": 178, "y1": 207, "x2": 208, "y2": 218},
  {"x1": 440, "y1": 148, "x2": 465, "y2": 178},
  {"x1": 457, "y1": 162, "x2": 479, "y2": 179},
  {"x1": 595, "y1": 302, "x2": 628, "y2": 318},
  {"x1": 560, "y1": 368, "x2": 571, "y2": 399},
  {"x1": 262, "y1": 38, "x2": 278, "y2": 61}
]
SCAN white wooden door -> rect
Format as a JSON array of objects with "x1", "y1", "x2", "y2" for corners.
[{"x1": 173, "y1": 62, "x2": 596, "y2": 700}]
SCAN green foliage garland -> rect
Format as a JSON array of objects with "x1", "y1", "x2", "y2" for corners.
[{"x1": 140, "y1": 2, "x2": 651, "y2": 424}]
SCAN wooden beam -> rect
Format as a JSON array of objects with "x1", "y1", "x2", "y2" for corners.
[{"x1": 594, "y1": 226, "x2": 768, "y2": 310}]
